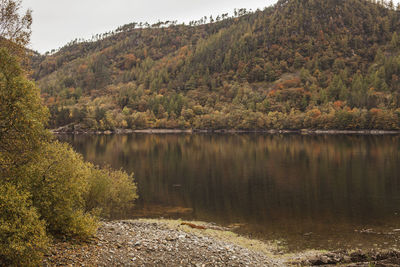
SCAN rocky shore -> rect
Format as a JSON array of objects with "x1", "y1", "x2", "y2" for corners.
[
  {"x1": 52, "y1": 123, "x2": 400, "y2": 135},
  {"x1": 43, "y1": 219, "x2": 400, "y2": 266}
]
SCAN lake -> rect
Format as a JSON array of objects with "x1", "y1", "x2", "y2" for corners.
[{"x1": 59, "y1": 133, "x2": 400, "y2": 252}]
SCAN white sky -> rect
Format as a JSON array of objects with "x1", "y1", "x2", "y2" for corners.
[{"x1": 23, "y1": 0, "x2": 277, "y2": 54}]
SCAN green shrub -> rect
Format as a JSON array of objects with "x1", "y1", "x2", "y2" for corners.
[
  {"x1": 26, "y1": 141, "x2": 98, "y2": 239},
  {"x1": 61, "y1": 210, "x2": 98, "y2": 241},
  {"x1": 86, "y1": 165, "x2": 138, "y2": 219},
  {"x1": 0, "y1": 183, "x2": 48, "y2": 266},
  {"x1": 0, "y1": 48, "x2": 49, "y2": 172}
]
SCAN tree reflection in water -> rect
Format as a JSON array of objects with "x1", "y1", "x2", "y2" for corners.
[{"x1": 60, "y1": 134, "x2": 400, "y2": 252}]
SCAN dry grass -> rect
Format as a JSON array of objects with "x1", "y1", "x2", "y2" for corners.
[{"x1": 135, "y1": 218, "x2": 328, "y2": 263}]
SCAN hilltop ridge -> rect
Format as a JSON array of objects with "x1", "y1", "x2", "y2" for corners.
[{"x1": 32, "y1": 0, "x2": 400, "y2": 131}]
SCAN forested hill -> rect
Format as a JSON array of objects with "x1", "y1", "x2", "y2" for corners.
[{"x1": 32, "y1": 0, "x2": 400, "y2": 131}]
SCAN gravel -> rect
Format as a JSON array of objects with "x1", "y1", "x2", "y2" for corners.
[
  {"x1": 43, "y1": 220, "x2": 282, "y2": 266},
  {"x1": 42, "y1": 220, "x2": 400, "y2": 266}
]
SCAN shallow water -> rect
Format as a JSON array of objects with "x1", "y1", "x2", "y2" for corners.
[{"x1": 59, "y1": 133, "x2": 400, "y2": 252}]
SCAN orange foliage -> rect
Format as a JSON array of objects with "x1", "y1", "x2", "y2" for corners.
[
  {"x1": 268, "y1": 90, "x2": 277, "y2": 97},
  {"x1": 47, "y1": 97, "x2": 55, "y2": 105},
  {"x1": 333, "y1": 101, "x2": 344, "y2": 108},
  {"x1": 124, "y1": 54, "x2": 137, "y2": 69},
  {"x1": 309, "y1": 108, "x2": 322, "y2": 118},
  {"x1": 370, "y1": 108, "x2": 382, "y2": 114},
  {"x1": 77, "y1": 64, "x2": 88, "y2": 73}
]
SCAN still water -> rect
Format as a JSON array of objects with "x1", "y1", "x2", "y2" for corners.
[{"x1": 59, "y1": 134, "x2": 400, "y2": 251}]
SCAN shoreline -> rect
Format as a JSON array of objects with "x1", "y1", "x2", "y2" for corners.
[
  {"x1": 52, "y1": 128, "x2": 400, "y2": 135},
  {"x1": 43, "y1": 219, "x2": 400, "y2": 266}
]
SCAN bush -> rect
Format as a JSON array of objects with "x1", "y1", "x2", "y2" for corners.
[
  {"x1": 25, "y1": 140, "x2": 137, "y2": 236},
  {"x1": 26, "y1": 141, "x2": 98, "y2": 239},
  {"x1": 0, "y1": 183, "x2": 48, "y2": 266},
  {"x1": 0, "y1": 48, "x2": 49, "y2": 171},
  {"x1": 86, "y1": 166, "x2": 138, "y2": 219}
]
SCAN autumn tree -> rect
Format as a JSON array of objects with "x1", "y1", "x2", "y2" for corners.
[
  {"x1": 0, "y1": 1, "x2": 138, "y2": 265},
  {"x1": 0, "y1": 0, "x2": 32, "y2": 58}
]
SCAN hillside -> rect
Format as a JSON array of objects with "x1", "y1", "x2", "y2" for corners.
[{"x1": 32, "y1": 0, "x2": 400, "y2": 131}]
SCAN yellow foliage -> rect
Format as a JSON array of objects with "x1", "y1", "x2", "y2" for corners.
[
  {"x1": 86, "y1": 166, "x2": 138, "y2": 219},
  {"x1": 0, "y1": 183, "x2": 48, "y2": 266}
]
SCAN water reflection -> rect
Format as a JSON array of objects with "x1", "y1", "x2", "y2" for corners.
[{"x1": 59, "y1": 134, "x2": 400, "y2": 251}]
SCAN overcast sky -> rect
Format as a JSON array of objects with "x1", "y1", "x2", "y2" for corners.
[{"x1": 23, "y1": 0, "x2": 277, "y2": 54}]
